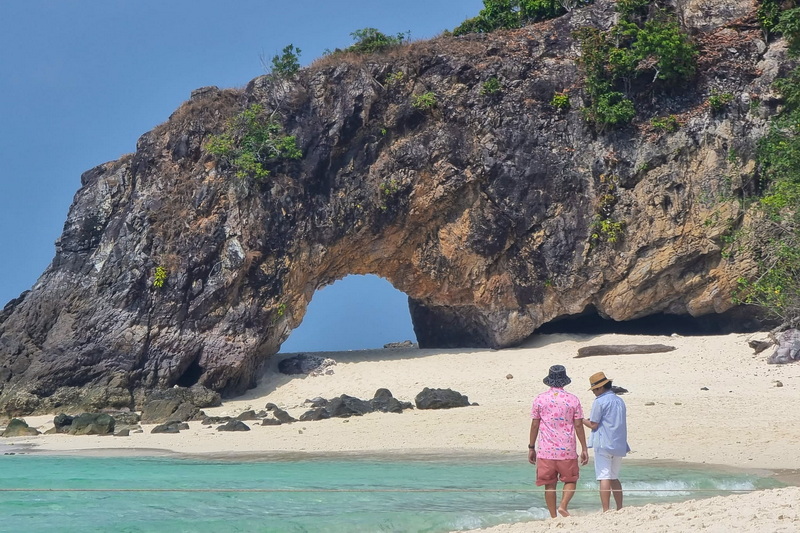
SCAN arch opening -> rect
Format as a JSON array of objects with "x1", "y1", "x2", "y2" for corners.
[{"x1": 279, "y1": 274, "x2": 417, "y2": 353}]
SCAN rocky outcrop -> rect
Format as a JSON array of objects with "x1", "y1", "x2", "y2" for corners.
[
  {"x1": 0, "y1": 0, "x2": 791, "y2": 414},
  {"x1": 217, "y1": 420, "x2": 250, "y2": 432},
  {"x1": 1, "y1": 418, "x2": 40, "y2": 437},
  {"x1": 139, "y1": 386, "x2": 220, "y2": 424},
  {"x1": 151, "y1": 421, "x2": 189, "y2": 433},
  {"x1": 414, "y1": 388, "x2": 471, "y2": 410},
  {"x1": 67, "y1": 413, "x2": 116, "y2": 436},
  {"x1": 297, "y1": 389, "x2": 413, "y2": 420},
  {"x1": 265, "y1": 403, "x2": 298, "y2": 424}
]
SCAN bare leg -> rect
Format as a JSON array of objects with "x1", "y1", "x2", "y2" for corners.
[
  {"x1": 598, "y1": 479, "x2": 612, "y2": 512},
  {"x1": 544, "y1": 483, "x2": 558, "y2": 518},
  {"x1": 610, "y1": 479, "x2": 623, "y2": 510},
  {"x1": 558, "y1": 482, "x2": 576, "y2": 516}
]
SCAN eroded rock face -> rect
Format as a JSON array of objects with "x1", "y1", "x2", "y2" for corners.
[{"x1": 0, "y1": 0, "x2": 789, "y2": 414}]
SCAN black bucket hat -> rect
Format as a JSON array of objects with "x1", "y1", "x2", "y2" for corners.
[{"x1": 543, "y1": 365, "x2": 571, "y2": 388}]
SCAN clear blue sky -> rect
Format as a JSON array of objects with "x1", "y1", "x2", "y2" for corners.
[{"x1": 0, "y1": 0, "x2": 485, "y2": 352}]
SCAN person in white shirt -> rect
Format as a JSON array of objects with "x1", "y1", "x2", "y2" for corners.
[{"x1": 583, "y1": 371, "x2": 630, "y2": 511}]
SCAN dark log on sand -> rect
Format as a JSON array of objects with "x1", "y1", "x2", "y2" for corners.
[{"x1": 575, "y1": 344, "x2": 676, "y2": 358}]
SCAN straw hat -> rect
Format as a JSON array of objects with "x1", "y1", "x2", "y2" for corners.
[
  {"x1": 543, "y1": 365, "x2": 572, "y2": 388},
  {"x1": 588, "y1": 371, "x2": 611, "y2": 390}
]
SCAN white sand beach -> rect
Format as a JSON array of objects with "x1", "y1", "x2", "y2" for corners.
[{"x1": 5, "y1": 332, "x2": 800, "y2": 531}]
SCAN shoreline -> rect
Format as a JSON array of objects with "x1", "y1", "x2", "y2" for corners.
[
  {"x1": 2, "y1": 332, "x2": 800, "y2": 531},
  {"x1": 8, "y1": 443, "x2": 791, "y2": 481},
  {"x1": 10, "y1": 333, "x2": 796, "y2": 465}
]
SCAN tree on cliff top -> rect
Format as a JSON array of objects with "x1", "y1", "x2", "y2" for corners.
[{"x1": 453, "y1": 0, "x2": 590, "y2": 35}]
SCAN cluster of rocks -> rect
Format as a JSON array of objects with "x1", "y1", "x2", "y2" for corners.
[
  {"x1": 51, "y1": 412, "x2": 143, "y2": 436},
  {"x1": 295, "y1": 389, "x2": 413, "y2": 422},
  {"x1": 143, "y1": 387, "x2": 473, "y2": 433},
  {"x1": 139, "y1": 386, "x2": 222, "y2": 424},
  {"x1": 0, "y1": 411, "x2": 141, "y2": 437},
  {"x1": 0, "y1": 386, "x2": 474, "y2": 437},
  {"x1": 161, "y1": 386, "x2": 473, "y2": 432}
]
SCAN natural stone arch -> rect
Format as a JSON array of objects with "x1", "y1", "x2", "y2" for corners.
[{"x1": 0, "y1": 0, "x2": 780, "y2": 414}]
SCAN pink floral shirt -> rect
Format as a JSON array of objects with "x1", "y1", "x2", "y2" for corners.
[{"x1": 530, "y1": 388, "x2": 584, "y2": 460}]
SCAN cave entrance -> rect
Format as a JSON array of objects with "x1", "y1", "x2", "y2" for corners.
[
  {"x1": 175, "y1": 357, "x2": 204, "y2": 388},
  {"x1": 279, "y1": 274, "x2": 417, "y2": 353},
  {"x1": 535, "y1": 308, "x2": 766, "y2": 336}
]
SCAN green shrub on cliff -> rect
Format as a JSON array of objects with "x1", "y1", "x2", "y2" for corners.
[
  {"x1": 589, "y1": 174, "x2": 624, "y2": 246},
  {"x1": 778, "y1": 6, "x2": 800, "y2": 56},
  {"x1": 574, "y1": 6, "x2": 697, "y2": 129},
  {"x1": 269, "y1": 44, "x2": 301, "y2": 78},
  {"x1": 633, "y1": 16, "x2": 698, "y2": 82},
  {"x1": 152, "y1": 266, "x2": 168, "y2": 289},
  {"x1": 453, "y1": 0, "x2": 587, "y2": 35},
  {"x1": 550, "y1": 91, "x2": 570, "y2": 109},
  {"x1": 206, "y1": 104, "x2": 301, "y2": 179},
  {"x1": 584, "y1": 91, "x2": 635, "y2": 127},
  {"x1": 736, "y1": 6, "x2": 800, "y2": 326},
  {"x1": 757, "y1": 0, "x2": 784, "y2": 38},
  {"x1": 480, "y1": 77, "x2": 502, "y2": 96},
  {"x1": 650, "y1": 114, "x2": 679, "y2": 132},
  {"x1": 411, "y1": 91, "x2": 437, "y2": 110},
  {"x1": 347, "y1": 28, "x2": 409, "y2": 54},
  {"x1": 708, "y1": 90, "x2": 734, "y2": 112},
  {"x1": 322, "y1": 28, "x2": 409, "y2": 58}
]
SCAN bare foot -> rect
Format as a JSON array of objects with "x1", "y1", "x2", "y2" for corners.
[{"x1": 558, "y1": 507, "x2": 570, "y2": 517}]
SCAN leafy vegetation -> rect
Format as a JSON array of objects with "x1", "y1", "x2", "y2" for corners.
[
  {"x1": 453, "y1": 0, "x2": 589, "y2": 35},
  {"x1": 322, "y1": 28, "x2": 409, "y2": 58},
  {"x1": 708, "y1": 90, "x2": 734, "y2": 112},
  {"x1": 152, "y1": 266, "x2": 168, "y2": 289},
  {"x1": 550, "y1": 91, "x2": 570, "y2": 109},
  {"x1": 379, "y1": 178, "x2": 401, "y2": 211},
  {"x1": 757, "y1": 0, "x2": 785, "y2": 38},
  {"x1": 779, "y1": 5, "x2": 800, "y2": 56},
  {"x1": 411, "y1": 91, "x2": 437, "y2": 110},
  {"x1": 480, "y1": 77, "x2": 502, "y2": 96},
  {"x1": 587, "y1": 91, "x2": 636, "y2": 127},
  {"x1": 384, "y1": 71, "x2": 405, "y2": 87},
  {"x1": 650, "y1": 114, "x2": 679, "y2": 132},
  {"x1": 735, "y1": 5, "x2": 800, "y2": 326},
  {"x1": 574, "y1": 6, "x2": 697, "y2": 129},
  {"x1": 344, "y1": 28, "x2": 409, "y2": 54},
  {"x1": 206, "y1": 104, "x2": 302, "y2": 180},
  {"x1": 270, "y1": 44, "x2": 302, "y2": 78},
  {"x1": 590, "y1": 174, "x2": 625, "y2": 246}
]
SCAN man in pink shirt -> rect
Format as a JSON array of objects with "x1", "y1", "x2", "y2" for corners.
[{"x1": 528, "y1": 365, "x2": 589, "y2": 518}]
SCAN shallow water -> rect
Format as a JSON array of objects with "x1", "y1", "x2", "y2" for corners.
[{"x1": 0, "y1": 454, "x2": 782, "y2": 532}]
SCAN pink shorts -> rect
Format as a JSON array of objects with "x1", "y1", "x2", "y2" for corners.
[{"x1": 535, "y1": 458, "x2": 579, "y2": 486}]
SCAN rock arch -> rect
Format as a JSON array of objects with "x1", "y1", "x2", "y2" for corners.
[{"x1": 0, "y1": 0, "x2": 780, "y2": 413}]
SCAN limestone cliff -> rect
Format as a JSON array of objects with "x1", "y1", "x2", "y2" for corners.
[{"x1": 0, "y1": 0, "x2": 790, "y2": 414}]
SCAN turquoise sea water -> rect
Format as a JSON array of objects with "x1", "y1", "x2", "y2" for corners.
[{"x1": 0, "y1": 454, "x2": 782, "y2": 533}]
